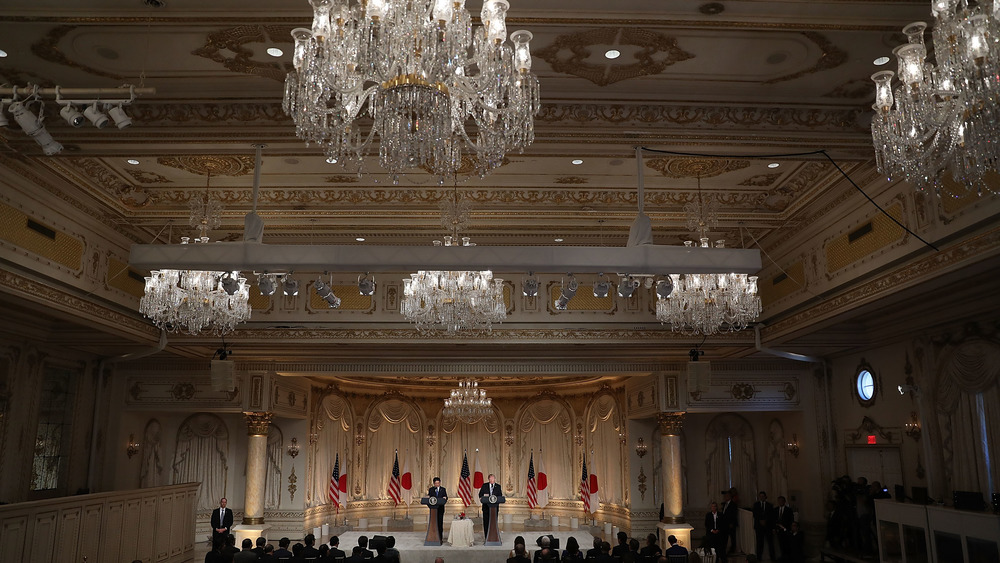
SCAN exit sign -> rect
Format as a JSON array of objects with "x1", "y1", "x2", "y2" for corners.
[{"x1": 867, "y1": 435, "x2": 877, "y2": 445}]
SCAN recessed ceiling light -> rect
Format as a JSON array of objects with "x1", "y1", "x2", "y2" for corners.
[
  {"x1": 571, "y1": 159, "x2": 583, "y2": 165},
  {"x1": 767, "y1": 162, "x2": 780, "y2": 168},
  {"x1": 554, "y1": 237, "x2": 564, "y2": 242},
  {"x1": 127, "y1": 159, "x2": 140, "y2": 165},
  {"x1": 0, "y1": 49, "x2": 9, "y2": 58},
  {"x1": 266, "y1": 47, "x2": 284, "y2": 57},
  {"x1": 355, "y1": 237, "x2": 366, "y2": 242},
  {"x1": 604, "y1": 49, "x2": 621, "y2": 60},
  {"x1": 874, "y1": 56, "x2": 890, "y2": 66}
]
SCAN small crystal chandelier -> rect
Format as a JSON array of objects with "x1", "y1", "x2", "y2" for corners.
[
  {"x1": 442, "y1": 378, "x2": 492, "y2": 423},
  {"x1": 283, "y1": 0, "x2": 541, "y2": 179},
  {"x1": 139, "y1": 184, "x2": 251, "y2": 335},
  {"x1": 871, "y1": 0, "x2": 1000, "y2": 196},
  {"x1": 655, "y1": 179, "x2": 761, "y2": 335}
]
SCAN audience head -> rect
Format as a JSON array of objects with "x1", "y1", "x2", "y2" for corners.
[
  {"x1": 434, "y1": 558, "x2": 444, "y2": 563},
  {"x1": 565, "y1": 536, "x2": 579, "y2": 553},
  {"x1": 256, "y1": 537, "x2": 266, "y2": 547},
  {"x1": 515, "y1": 543, "x2": 527, "y2": 556},
  {"x1": 601, "y1": 542, "x2": 611, "y2": 554},
  {"x1": 688, "y1": 551, "x2": 702, "y2": 563},
  {"x1": 319, "y1": 544, "x2": 329, "y2": 556},
  {"x1": 242, "y1": 538, "x2": 253, "y2": 549},
  {"x1": 629, "y1": 538, "x2": 640, "y2": 552},
  {"x1": 330, "y1": 535, "x2": 340, "y2": 547},
  {"x1": 593, "y1": 536, "x2": 602, "y2": 549},
  {"x1": 305, "y1": 533, "x2": 316, "y2": 547},
  {"x1": 226, "y1": 534, "x2": 236, "y2": 547},
  {"x1": 617, "y1": 531, "x2": 628, "y2": 545},
  {"x1": 647, "y1": 533, "x2": 657, "y2": 546},
  {"x1": 279, "y1": 537, "x2": 290, "y2": 548},
  {"x1": 515, "y1": 535, "x2": 525, "y2": 547},
  {"x1": 264, "y1": 545, "x2": 274, "y2": 555},
  {"x1": 359, "y1": 535, "x2": 368, "y2": 548},
  {"x1": 292, "y1": 543, "x2": 303, "y2": 556},
  {"x1": 540, "y1": 535, "x2": 551, "y2": 548},
  {"x1": 668, "y1": 535, "x2": 678, "y2": 546}
]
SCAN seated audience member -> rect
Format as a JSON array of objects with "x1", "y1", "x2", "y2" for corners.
[
  {"x1": 639, "y1": 533, "x2": 662, "y2": 561},
  {"x1": 595, "y1": 541, "x2": 614, "y2": 563},
  {"x1": 234, "y1": 538, "x2": 258, "y2": 563},
  {"x1": 434, "y1": 559, "x2": 444, "y2": 563},
  {"x1": 205, "y1": 539, "x2": 225, "y2": 563},
  {"x1": 563, "y1": 536, "x2": 584, "y2": 561},
  {"x1": 273, "y1": 538, "x2": 293, "y2": 560},
  {"x1": 510, "y1": 536, "x2": 530, "y2": 559},
  {"x1": 329, "y1": 536, "x2": 346, "y2": 560},
  {"x1": 586, "y1": 536, "x2": 603, "y2": 559},
  {"x1": 624, "y1": 538, "x2": 641, "y2": 563},
  {"x1": 508, "y1": 542, "x2": 532, "y2": 563},
  {"x1": 534, "y1": 536, "x2": 553, "y2": 563},
  {"x1": 612, "y1": 532, "x2": 630, "y2": 558},
  {"x1": 687, "y1": 551, "x2": 701, "y2": 563},
  {"x1": 253, "y1": 537, "x2": 267, "y2": 559},
  {"x1": 664, "y1": 535, "x2": 688, "y2": 558},
  {"x1": 384, "y1": 536, "x2": 400, "y2": 563},
  {"x1": 261, "y1": 544, "x2": 275, "y2": 562},
  {"x1": 224, "y1": 535, "x2": 240, "y2": 560},
  {"x1": 292, "y1": 543, "x2": 305, "y2": 561},
  {"x1": 354, "y1": 535, "x2": 375, "y2": 559},
  {"x1": 302, "y1": 533, "x2": 321, "y2": 559},
  {"x1": 785, "y1": 522, "x2": 804, "y2": 563},
  {"x1": 318, "y1": 544, "x2": 330, "y2": 561}
]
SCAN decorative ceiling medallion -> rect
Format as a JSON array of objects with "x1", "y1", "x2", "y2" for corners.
[
  {"x1": 192, "y1": 25, "x2": 293, "y2": 82},
  {"x1": 763, "y1": 32, "x2": 848, "y2": 85},
  {"x1": 325, "y1": 175, "x2": 360, "y2": 184},
  {"x1": 554, "y1": 176, "x2": 589, "y2": 184},
  {"x1": 31, "y1": 25, "x2": 125, "y2": 81},
  {"x1": 739, "y1": 173, "x2": 783, "y2": 187},
  {"x1": 157, "y1": 155, "x2": 255, "y2": 177},
  {"x1": 645, "y1": 157, "x2": 750, "y2": 178},
  {"x1": 536, "y1": 27, "x2": 694, "y2": 87}
]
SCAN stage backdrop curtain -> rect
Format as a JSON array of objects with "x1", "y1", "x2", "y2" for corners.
[
  {"x1": 311, "y1": 394, "x2": 353, "y2": 507},
  {"x1": 586, "y1": 393, "x2": 625, "y2": 504},
  {"x1": 139, "y1": 418, "x2": 164, "y2": 488},
  {"x1": 517, "y1": 398, "x2": 574, "y2": 500},
  {"x1": 440, "y1": 408, "x2": 501, "y2": 502},
  {"x1": 705, "y1": 413, "x2": 757, "y2": 502},
  {"x1": 265, "y1": 424, "x2": 283, "y2": 509},
  {"x1": 365, "y1": 398, "x2": 422, "y2": 500},
  {"x1": 172, "y1": 413, "x2": 229, "y2": 511}
]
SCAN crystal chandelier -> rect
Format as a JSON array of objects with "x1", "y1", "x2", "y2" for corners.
[
  {"x1": 139, "y1": 188, "x2": 251, "y2": 335},
  {"x1": 871, "y1": 0, "x2": 1000, "y2": 196},
  {"x1": 655, "y1": 180, "x2": 761, "y2": 335},
  {"x1": 443, "y1": 378, "x2": 492, "y2": 423},
  {"x1": 283, "y1": 0, "x2": 541, "y2": 179},
  {"x1": 402, "y1": 236, "x2": 506, "y2": 333}
]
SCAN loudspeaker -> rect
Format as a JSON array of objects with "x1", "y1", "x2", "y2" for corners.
[
  {"x1": 688, "y1": 361, "x2": 711, "y2": 394},
  {"x1": 370, "y1": 535, "x2": 388, "y2": 551},
  {"x1": 211, "y1": 359, "x2": 235, "y2": 392}
]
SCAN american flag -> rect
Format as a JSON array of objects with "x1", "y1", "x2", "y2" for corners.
[
  {"x1": 526, "y1": 452, "x2": 537, "y2": 509},
  {"x1": 388, "y1": 450, "x2": 402, "y2": 505},
  {"x1": 580, "y1": 456, "x2": 592, "y2": 513},
  {"x1": 458, "y1": 452, "x2": 473, "y2": 506},
  {"x1": 329, "y1": 453, "x2": 341, "y2": 509}
]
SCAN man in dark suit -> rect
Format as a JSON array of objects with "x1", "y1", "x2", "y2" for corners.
[
  {"x1": 273, "y1": 537, "x2": 293, "y2": 560},
  {"x1": 210, "y1": 498, "x2": 234, "y2": 546},
  {"x1": 611, "y1": 532, "x2": 629, "y2": 558},
  {"x1": 705, "y1": 502, "x2": 727, "y2": 563},
  {"x1": 329, "y1": 536, "x2": 346, "y2": 560},
  {"x1": 774, "y1": 496, "x2": 794, "y2": 561},
  {"x1": 585, "y1": 536, "x2": 603, "y2": 559},
  {"x1": 753, "y1": 491, "x2": 776, "y2": 561},
  {"x1": 478, "y1": 473, "x2": 503, "y2": 539},
  {"x1": 429, "y1": 477, "x2": 448, "y2": 536},
  {"x1": 665, "y1": 535, "x2": 688, "y2": 557},
  {"x1": 720, "y1": 490, "x2": 738, "y2": 555},
  {"x1": 302, "y1": 533, "x2": 320, "y2": 559},
  {"x1": 252, "y1": 537, "x2": 266, "y2": 559}
]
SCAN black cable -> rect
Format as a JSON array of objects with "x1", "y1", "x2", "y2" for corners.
[{"x1": 637, "y1": 146, "x2": 940, "y2": 252}]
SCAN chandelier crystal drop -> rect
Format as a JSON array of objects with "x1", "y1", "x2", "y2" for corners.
[
  {"x1": 442, "y1": 378, "x2": 492, "y2": 423},
  {"x1": 283, "y1": 0, "x2": 541, "y2": 179},
  {"x1": 139, "y1": 237, "x2": 252, "y2": 335},
  {"x1": 871, "y1": 0, "x2": 1000, "y2": 196},
  {"x1": 655, "y1": 239, "x2": 762, "y2": 336},
  {"x1": 401, "y1": 235, "x2": 506, "y2": 333}
]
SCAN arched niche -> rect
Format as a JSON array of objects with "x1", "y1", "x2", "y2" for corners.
[
  {"x1": 363, "y1": 395, "x2": 423, "y2": 501},
  {"x1": 515, "y1": 394, "x2": 575, "y2": 499},
  {"x1": 438, "y1": 405, "x2": 503, "y2": 498},
  {"x1": 585, "y1": 391, "x2": 626, "y2": 505},
  {"x1": 310, "y1": 392, "x2": 354, "y2": 506},
  {"x1": 172, "y1": 413, "x2": 229, "y2": 510},
  {"x1": 704, "y1": 413, "x2": 757, "y2": 501}
]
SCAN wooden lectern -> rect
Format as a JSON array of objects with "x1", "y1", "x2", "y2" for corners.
[
  {"x1": 421, "y1": 496, "x2": 443, "y2": 546},
  {"x1": 480, "y1": 493, "x2": 506, "y2": 546}
]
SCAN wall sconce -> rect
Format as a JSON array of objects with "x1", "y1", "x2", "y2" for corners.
[
  {"x1": 308, "y1": 432, "x2": 318, "y2": 445},
  {"x1": 635, "y1": 437, "x2": 648, "y2": 458},
  {"x1": 904, "y1": 412, "x2": 921, "y2": 441},
  {"x1": 126, "y1": 434, "x2": 140, "y2": 459},
  {"x1": 619, "y1": 431, "x2": 627, "y2": 445},
  {"x1": 785, "y1": 434, "x2": 800, "y2": 458},
  {"x1": 287, "y1": 437, "x2": 300, "y2": 458}
]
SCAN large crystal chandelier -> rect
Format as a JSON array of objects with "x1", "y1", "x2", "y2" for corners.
[
  {"x1": 655, "y1": 180, "x2": 761, "y2": 335},
  {"x1": 283, "y1": 0, "x2": 541, "y2": 179},
  {"x1": 442, "y1": 378, "x2": 492, "y2": 423},
  {"x1": 139, "y1": 189, "x2": 251, "y2": 335},
  {"x1": 871, "y1": 0, "x2": 1000, "y2": 196}
]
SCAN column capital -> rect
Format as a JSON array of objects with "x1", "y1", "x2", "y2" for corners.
[
  {"x1": 243, "y1": 411, "x2": 273, "y2": 436},
  {"x1": 657, "y1": 411, "x2": 685, "y2": 436}
]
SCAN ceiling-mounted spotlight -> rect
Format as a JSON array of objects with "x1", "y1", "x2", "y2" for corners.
[
  {"x1": 59, "y1": 104, "x2": 85, "y2": 127},
  {"x1": 83, "y1": 102, "x2": 109, "y2": 128},
  {"x1": 8, "y1": 101, "x2": 62, "y2": 155},
  {"x1": 618, "y1": 275, "x2": 640, "y2": 298},
  {"x1": 314, "y1": 278, "x2": 341, "y2": 308},
  {"x1": 256, "y1": 273, "x2": 278, "y2": 296},
  {"x1": 282, "y1": 274, "x2": 299, "y2": 296},
  {"x1": 554, "y1": 275, "x2": 578, "y2": 310},
  {"x1": 522, "y1": 272, "x2": 539, "y2": 297},
  {"x1": 220, "y1": 271, "x2": 244, "y2": 296},
  {"x1": 107, "y1": 104, "x2": 132, "y2": 129},
  {"x1": 593, "y1": 272, "x2": 611, "y2": 298},
  {"x1": 656, "y1": 278, "x2": 674, "y2": 299},
  {"x1": 358, "y1": 272, "x2": 376, "y2": 296}
]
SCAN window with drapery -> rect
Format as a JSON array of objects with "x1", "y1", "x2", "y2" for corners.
[
  {"x1": 705, "y1": 413, "x2": 757, "y2": 501},
  {"x1": 31, "y1": 364, "x2": 78, "y2": 492}
]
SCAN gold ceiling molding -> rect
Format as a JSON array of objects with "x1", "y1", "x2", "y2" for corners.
[
  {"x1": 192, "y1": 25, "x2": 294, "y2": 82},
  {"x1": 762, "y1": 32, "x2": 848, "y2": 85},
  {"x1": 216, "y1": 326, "x2": 753, "y2": 343},
  {"x1": 157, "y1": 155, "x2": 255, "y2": 176},
  {"x1": 124, "y1": 169, "x2": 172, "y2": 184},
  {"x1": 554, "y1": 176, "x2": 589, "y2": 184},
  {"x1": 325, "y1": 175, "x2": 360, "y2": 184},
  {"x1": 738, "y1": 172, "x2": 784, "y2": 187},
  {"x1": 129, "y1": 103, "x2": 290, "y2": 124},
  {"x1": 31, "y1": 25, "x2": 125, "y2": 81},
  {"x1": 535, "y1": 27, "x2": 694, "y2": 87},
  {"x1": 64, "y1": 157, "x2": 151, "y2": 209},
  {"x1": 645, "y1": 157, "x2": 750, "y2": 178}
]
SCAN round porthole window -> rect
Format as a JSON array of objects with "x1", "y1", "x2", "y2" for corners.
[{"x1": 856, "y1": 369, "x2": 875, "y2": 403}]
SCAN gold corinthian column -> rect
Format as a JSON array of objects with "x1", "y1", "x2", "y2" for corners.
[
  {"x1": 243, "y1": 411, "x2": 273, "y2": 525},
  {"x1": 657, "y1": 411, "x2": 685, "y2": 523}
]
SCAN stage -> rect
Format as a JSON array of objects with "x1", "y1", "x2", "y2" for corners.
[{"x1": 334, "y1": 529, "x2": 601, "y2": 563}]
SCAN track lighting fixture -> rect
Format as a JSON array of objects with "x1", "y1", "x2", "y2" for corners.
[
  {"x1": 522, "y1": 272, "x2": 539, "y2": 297},
  {"x1": 554, "y1": 275, "x2": 578, "y2": 310},
  {"x1": 314, "y1": 278, "x2": 341, "y2": 308},
  {"x1": 593, "y1": 272, "x2": 611, "y2": 298},
  {"x1": 656, "y1": 278, "x2": 674, "y2": 299},
  {"x1": 8, "y1": 100, "x2": 62, "y2": 155},
  {"x1": 220, "y1": 272, "x2": 243, "y2": 296},
  {"x1": 282, "y1": 274, "x2": 299, "y2": 296},
  {"x1": 59, "y1": 104, "x2": 85, "y2": 127},
  {"x1": 358, "y1": 273, "x2": 375, "y2": 296},
  {"x1": 617, "y1": 275, "x2": 640, "y2": 298},
  {"x1": 107, "y1": 104, "x2": 132, "y2": 129},
  {"x1": 83, "y1": 102, "x2": 109, "y2": 128},
  {"x1": 257, "y1": 273, "x2": 278, "y2": 296}
]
